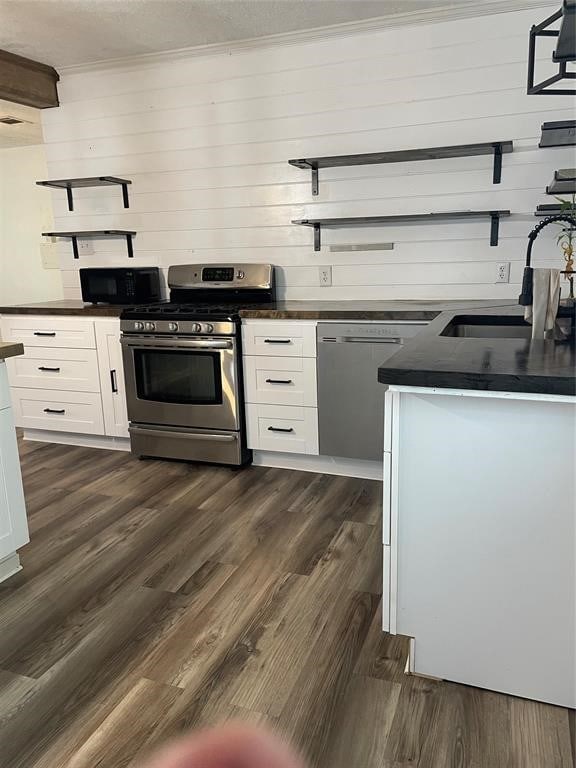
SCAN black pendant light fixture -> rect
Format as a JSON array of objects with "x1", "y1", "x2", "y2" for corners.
[{"x1": 527, "y1": 0, "x2": 576, "y2": 95}]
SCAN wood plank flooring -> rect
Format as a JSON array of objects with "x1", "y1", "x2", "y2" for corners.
[{"x1": 0, "y1": 437, "x2": 573, "y2": 768}]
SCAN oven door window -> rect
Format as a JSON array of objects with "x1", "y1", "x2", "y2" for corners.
[{"x1": 134, "y1": 349, "x2": 222, "y2": 404}]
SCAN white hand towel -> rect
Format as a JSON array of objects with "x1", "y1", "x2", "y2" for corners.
[{"x1": 524, "y1": 268, "x2": 561, "y2": 339}]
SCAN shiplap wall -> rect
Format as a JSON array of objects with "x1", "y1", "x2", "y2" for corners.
[{"x1": 41, "y1": 5, "x2": 575, "y2": 301}]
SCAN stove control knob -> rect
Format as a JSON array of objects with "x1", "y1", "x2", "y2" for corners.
[
  {"x1": 168, "y1": 322, "x2": 179, "y2": 332},
  {"x1": 204, "y1": 323, "x2": 214, "y2": 333},
  {"x1": 134, "y1": 321, "x2": 144, "y2": 331},
  {"x1": 191, "y1": 323, "x2": 202, "y2": 333},
  {"x1": 237, "y1": 270, "x2": 245, "y2": 280},
  {"x1": 144, "y1": 321, "x2": 156, "y2": 331}
]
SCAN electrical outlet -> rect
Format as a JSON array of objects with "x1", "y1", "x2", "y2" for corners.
[
  {"x1": 318, "y1": 266, "x2": 332, "y2": 286},
  {"x1": 78, "y1": 240, "x2": 94, "y2": 255},
  {"x1": 495, "y1": 262, "x2": 510, "y2": 283},
  {"x1": 40, "y1": 242, "x2": 60, "y2": 269}
]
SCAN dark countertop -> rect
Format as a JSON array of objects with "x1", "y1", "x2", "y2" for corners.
[
  {"x1": 0, "y1": 342, "x2": 24, "y2": 360},
  {"x1": 0, "y1": 298, "x2": 514, "y2": 320},
  {"x1": 1, "y1": 298, "x2": 573, "y2": 396},
  {"x1": 238, "y1": 299, "x2": 514, "y2": 320},
  {"x1": 0, "y1": 300, "x2": 125, "y2": 316},
  {"x1": 377, "y1": 305, "x2": 576, "y2": 397}
]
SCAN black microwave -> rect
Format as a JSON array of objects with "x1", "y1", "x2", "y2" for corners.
[{"x1": 80, "y1": 267, "x2": 161, "y2": 304}]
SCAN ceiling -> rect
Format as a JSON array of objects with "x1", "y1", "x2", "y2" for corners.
[
  {"x1": 0, "y1": 100, "x2": 42, "y2": 149},
  {"x1": 0, "y1": 0, "x2": 532, "y2": 69}
]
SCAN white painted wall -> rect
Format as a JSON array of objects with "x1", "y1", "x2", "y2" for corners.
[
  {"x1": 0, "y1": 145, "x2": 63, "y2": 306},
  {"x1": 41, "y1": 5, "x2": 574, "y2": 301}
]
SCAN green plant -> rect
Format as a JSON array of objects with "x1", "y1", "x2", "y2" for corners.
[{"x1": 554, "y1": 193, "x2": 576, "y2": 263}]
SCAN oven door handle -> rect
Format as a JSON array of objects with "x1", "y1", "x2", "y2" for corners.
[
  {"x1": 121, "y1": 337, "x2": 233, "y2": 350},
  {"x1": 129, "y1": 426, "x2": 236, "y2": 442}
]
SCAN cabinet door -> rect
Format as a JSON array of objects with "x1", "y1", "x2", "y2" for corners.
[
  {"x1": 0, "y1": 407, "x2": 29, "y2": 561},
  {"x1": 95, "y1": 320, "x2": 129, "y2": 438}
]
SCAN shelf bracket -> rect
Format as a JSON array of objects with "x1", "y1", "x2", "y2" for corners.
[
  {"x1": 121, "y1": 182, "x2": 130, "y2": 208},
  {"x1": 126, "y1": 233, "x2": 134, "y2": 257},
  {"x1": 66, "y1": 185, "x2": 74, "y2": 212},
  {"x1": 490, "y1": 213, "x2": 500, "y2": 247},
  {"x1": 311, "y1": 166, "x2": 319, "y2": 196},
  {"x1": 492, "y1": 143, "x2": 503, "y2": 184},
  {"x1": 71, "y1": 235, "x2": 79, "y2": 259},
  {"x1": 313, "y1": 223, "x2": 321, "y2": 251}
]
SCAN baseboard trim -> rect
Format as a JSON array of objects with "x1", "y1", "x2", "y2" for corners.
[
  {"x1": 252, "y1": 450, "x2": 383, "y2": 480},
  {"x1": 0, "y1": 553, "x2": 22, "y2": 585},
  {"x1": 22, "y1": 429, "x2": 131, "y2": 452}
]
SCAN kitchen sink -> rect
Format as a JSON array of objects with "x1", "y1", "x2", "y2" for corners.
[{"x1": 440, "y1": 315, "x2": 532, "y2": 340}]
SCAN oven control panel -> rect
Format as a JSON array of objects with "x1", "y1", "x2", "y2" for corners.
[{"x1": 121, "y1": 319, "x2": 235, "y2": 336}]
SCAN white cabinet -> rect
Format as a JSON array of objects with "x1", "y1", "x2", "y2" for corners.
[
  {"x1": 383, "y1": 385, "x2": 576, "y2": 709},
  {"x1": 246, "y1": 403, "x2": 319, "y2": 454},
  {"x1": 5, "y1": 347, "x2": 100, "y2": 392},
  {"x1": 242, "y1": 319, "x2": 318, "y2": 455},
  {"x1": 243, "y1": 356, "x2": 317, "y2": 407},
  {"x1": 0, "y1": 313, "x2": 129, "y2": 446},
  {"x1": 0, "y1": 362, "x2": 28, "y2": 577},
  {"x1": 11, "y1": 388, "x2": 105, "y2": 435},
  {"x1": 1, "y1": 315, "x2": 96, "y2": 349},
  {"x1": 95, "y1": 319, "x2": 129, "y2": 438},
  {"x1": 242, "y1": 320, "x2": 316, "y2": 357}
]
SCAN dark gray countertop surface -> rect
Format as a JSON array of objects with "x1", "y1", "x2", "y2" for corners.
[
  {"x1": 1, "y1": 298, "x2": 573, "y2": 396},
  {"x1": 377, "y1": 304, "x2": 576, "y2": 396},
  {"x1": 0, "y1": 300, "x2": 125, "y2": 316}
]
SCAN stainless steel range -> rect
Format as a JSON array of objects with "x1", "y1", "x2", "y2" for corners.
[{"x1": 121, "y1": 263, "x2": 275, "y2": 466}]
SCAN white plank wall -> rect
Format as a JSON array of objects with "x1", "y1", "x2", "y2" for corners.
[{"x1": 41, "y1": 5, "x2": 575, "y2": 301}]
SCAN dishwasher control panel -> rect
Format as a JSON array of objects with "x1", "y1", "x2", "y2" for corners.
[{"x1": 317, "y1": 322, "x2": 428, "y2": 343}]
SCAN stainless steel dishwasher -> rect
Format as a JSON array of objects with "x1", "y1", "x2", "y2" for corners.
[{"x1": 317, "y1": 322, "x2": 427, "y2": 461}]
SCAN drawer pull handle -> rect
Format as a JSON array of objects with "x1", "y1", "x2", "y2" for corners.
[
  {"x1": 110, "y1": 369, "x2": 118, "y2": 393},
  {"x1": 34, "y1": 331, "x2": 56, "y2": 337},
  {"x1": 44, "y1": 408, "x2": 65, "y2": 414},
  {"x1": 267, "y1": 426, "x2": 294, "y2": 433},
  {"x1": 38, "y1": 366, "x2": 61, "y2": 372},
  {"x1": 265, "y1": 378, "x2": 293, "y2": 385},
  {"x1": 264, "y1": 339, "x2": 291, "y2": 344}
]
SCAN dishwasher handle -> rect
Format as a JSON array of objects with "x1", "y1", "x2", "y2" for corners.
[{"x1": 320, "y1": 336, "x2": 402, "y2": 344}]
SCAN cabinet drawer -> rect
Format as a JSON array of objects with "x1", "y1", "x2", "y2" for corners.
[
  {"x1": 246, "y1": 403, "x2": 318, "y2": 454},
  {"x1": 242, "y1": 321, "x2": 316, "y2": 357},
  {"x1": 11, "y1": 388, "x2": 104, "y2": 435},
  {"x1": 1, "y1": 315, "x2": 95, "y2": 349},
  {"x1": 243, "y1": 356, "x2": 317, "y2": 406},
  {"x1": 5, "y1": 347, "x2": 100, "y2": 392}
]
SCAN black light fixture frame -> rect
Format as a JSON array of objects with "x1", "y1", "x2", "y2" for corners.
[{"x1": 527, "y1": 2, "x2": 576, "y2": 95}]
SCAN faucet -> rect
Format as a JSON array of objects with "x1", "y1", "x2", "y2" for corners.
[{"x1": 519, "y1": 213, "x2": 576, "y2": 306}]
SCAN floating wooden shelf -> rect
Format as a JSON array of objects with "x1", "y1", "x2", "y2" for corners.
[
  {"x1": 42, "y1": 230, "x2": 136, "y2": 259},
  {"x1": 546, "y1": 169, "x2": 576, "y2": 195},
  {"x1": 535, "y1": 204, "x2": 566, "y2": 216},
  {"x1": 539, "y1": 120, "x2": 576, "y2": 148},
  {"x1": 37, "y1": 176, "x2": 132, "y2": 211},
  {"x1": 292, "y1": 210, "x2": 511, "y2": 250},
  {"x1": 289, "y1": 141, "x2": 513, "y2": 195}
]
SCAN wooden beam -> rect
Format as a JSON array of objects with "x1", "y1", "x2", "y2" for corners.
[{"x1": 0, "y1": 49, "x2": 59, "y2": 109}]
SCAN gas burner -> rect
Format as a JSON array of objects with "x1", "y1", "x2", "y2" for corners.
[{"x1": 122, "y1": 303, "x2": 242, "y2": 323}]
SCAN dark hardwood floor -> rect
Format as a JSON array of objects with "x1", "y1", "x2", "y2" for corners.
[{"x1": 0, "y1": 437, "x2": 573, "y2": 767}]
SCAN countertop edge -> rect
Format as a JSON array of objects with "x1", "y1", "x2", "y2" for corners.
[
  {"x1": 377, "y1": 367, "x2": 576, "y2": 397},
  {"x1": 0, "y1": 343, "x2": 24, "y2": 361},
  {"x1": 0, "y1": 306, "x2": 123, "y2": 317}
]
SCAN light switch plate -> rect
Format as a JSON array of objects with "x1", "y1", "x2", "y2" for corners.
[{"x1": 40, "y1": 242, "x2": 60, "y2": 269}]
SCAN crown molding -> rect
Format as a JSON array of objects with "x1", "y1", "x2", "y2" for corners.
[{"x1": 60, "y1": 0, "x2": 558, "y2": 74}]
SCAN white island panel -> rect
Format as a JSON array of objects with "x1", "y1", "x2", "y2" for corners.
[{"x1": 385, "y1": 386, "x2": 576, "y2": 708}]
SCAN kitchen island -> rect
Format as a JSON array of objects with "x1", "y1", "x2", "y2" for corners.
[
  {"x1": 378, "y1": 306, "x2": 576, "y2": 708},
  {"x1": 0, "y1": 342, "x2": 29, "y2": 583}
]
